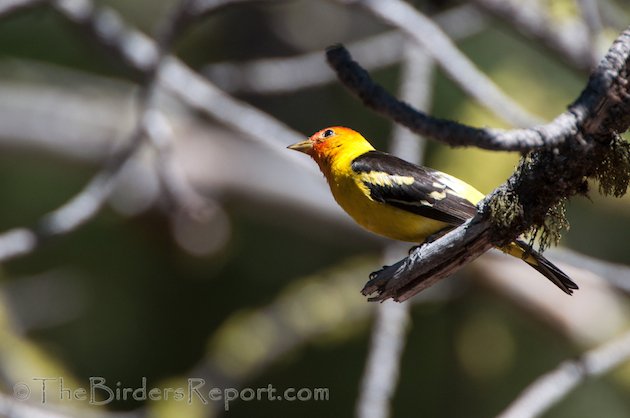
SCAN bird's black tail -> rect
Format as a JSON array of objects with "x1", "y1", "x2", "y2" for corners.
[{"x1": 511, "y1": 240, "x2": 579, "y2": 295}]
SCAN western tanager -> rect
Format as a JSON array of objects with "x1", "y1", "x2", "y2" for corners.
[{"x1": 288, "y1": 126, "x2": 578, "y2": 295}]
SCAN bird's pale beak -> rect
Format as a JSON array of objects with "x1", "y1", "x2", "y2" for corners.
[{"x1": 287, "y1": 140, "x2": 313, "y2": 154}]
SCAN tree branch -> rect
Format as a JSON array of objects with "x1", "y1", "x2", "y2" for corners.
[
  {"x1": 356, "y1": 44, "x2": 432, "y2": 418},
  {"x1": 497, "y1": 328, "x2": 630, "y2": 418},
  {"x1": 360, "y1": 26, "x2": 630, "y2": 302},
  {"x1": 362, "y1": 216, "x2": 494, "y2": 302},
  {"x1": 473, "y1": 0, "x2": 598, "y2": 72},
  {"x1": 51, "y1": 0, "x2": 313, "y2": 170},
  {"x1": 326, "y1": 27, "x2": 630, "y2": 151},
  {"x1": 0, "y1": 0, "x2": 205, "y2": 263},
  {"x1": 202, "y1": 4, "x2": 486, "y2": 94},
  {"x1": 0, "y1": 0, "x2": 45, "y2": 16},
  {"x1": 338, "y1": 0, "x2": 541, "y2": 127}
]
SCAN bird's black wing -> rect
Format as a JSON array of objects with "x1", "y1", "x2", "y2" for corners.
[{"x1": 351, "y1": 150, "x2": 478, "y2": 225}]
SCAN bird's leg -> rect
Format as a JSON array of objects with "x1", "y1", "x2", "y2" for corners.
[{"x1": 371, "y1": 228, "x2": 454, "y2": 281}]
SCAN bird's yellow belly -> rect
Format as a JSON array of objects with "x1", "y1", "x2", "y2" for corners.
[{"x1": 330, "y1": 177, "x2": 451, "y2": 243}]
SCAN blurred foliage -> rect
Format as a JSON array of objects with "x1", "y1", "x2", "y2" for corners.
[{"x1": 0, "y1": 1, "x2": 629, "y2": 417}]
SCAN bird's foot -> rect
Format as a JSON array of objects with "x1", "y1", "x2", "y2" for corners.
[
  {"x1": 369, "y1": 264, "x2": 391, "y2": 280},
  {"x1": 408, "y1": 244, "x2": 423, "y2": 255}
]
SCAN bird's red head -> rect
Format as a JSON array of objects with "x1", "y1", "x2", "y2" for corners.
[{"x1": 287, "y1": 126, "x2": 374, "y2": 164}]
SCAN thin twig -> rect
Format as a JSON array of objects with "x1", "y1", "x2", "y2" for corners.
[
  {"x1": 0, "y1": 76, "x2": 351, "y2": 232},
  {"x1": 339, "y1": 0, "x2": 542, "y2": 127},
  {"x1": 497, "y1": 328, "x2": 630, "y2": 418}
]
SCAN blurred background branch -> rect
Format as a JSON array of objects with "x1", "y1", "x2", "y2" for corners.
[
  {"x1": 473, "y1": 0, "x2": 599, "y2": 71},
  {"x1": 356, "y1": 43, "x2": 432, "y2": 418},
  {"x1": 498, "y1": 328, "x2": 630, "y2": 418}
]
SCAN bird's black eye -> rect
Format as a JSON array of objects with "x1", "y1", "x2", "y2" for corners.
[{"x1": 322, "y1": 129, "x2": 335, "y2": 138}]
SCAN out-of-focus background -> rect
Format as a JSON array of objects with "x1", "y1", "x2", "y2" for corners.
[{"x1": 1, "y1": 0, "x2": 630, "y2": 417}]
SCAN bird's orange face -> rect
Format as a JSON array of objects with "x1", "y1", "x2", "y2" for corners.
[{"x1": 287, "y1": 126, "x2": 360, "y2": 161}]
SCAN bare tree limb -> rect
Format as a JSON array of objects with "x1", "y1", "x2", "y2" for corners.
[
  {"x1": 0, "y1": 76, "x2": 353, "y2": 235},
  {"x1": 0, "y1": 390, "x2": 141, "y2": 418},
  {"x1": 363, "y1": 216, "x2": 493, "y2": 302},
  {"x1": 0, "y1": 116, "x2": 146, "y2": 262},
  {"x1": 0, "y1": 390, "x2": 73, "y2": 418},
  {"x1": 0, "y1": 0, "x2": 203, "y2": 263},
  {"x1": 0, "y1": 0, "x2": 321, "y2": 263},
  {"x1": 159, "y1": 58, "x2": 314, "y2": 171},
  {"x1": 576, "y1": 0, "x2": 604, "y2": 58},
  {"x1": 143, "y1": 108, "x2": 211, "y2": 218},
  {"x1": 361, "y1": 26, "x2": 630, "y2": 302},
  {"x1": 473, "y1": 0, "x2": 598, "y2": 71},
  {"x1": 0, "y1": 0, "x2": 45, "y2": 16},
  {"x1": 326, "y1": 26, "x2": 630, "y2": 151},
  {"x1": 202, "y1": 4, "x2": 486, "y2": 94},
  {"x1": 599, "y1": 0, "x2": 630, "y2": 31},
  {"x1": 52, "y1": 0, "x2": 314, "y2": 172},
  {"x1": 190, "y1": 0, "x2": 275, "y2": 17},
  {"x1": 497, "y1": 328, "x2": 630, "y2": 418},
  {"x1": 204, "y1": 31, "x2": 405, "y2": 95},
  {"x1": 338, "y1": 0, "x2": 542, "y2": 127},
  {"x1": 356, "y1": 299, "x2": 410, "y2": 418}
]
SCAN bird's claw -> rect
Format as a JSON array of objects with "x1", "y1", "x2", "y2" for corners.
[
  {"x1": 408, "y1": 244, "x2": 423, "y2": 255},
  {"x1": 369, "y1": 264, "x2": 390, "y2": 280}
]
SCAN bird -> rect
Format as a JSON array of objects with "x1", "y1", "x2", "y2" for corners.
[{"x1": 287, "y1": 126, "x2": 578, "y2": 295}]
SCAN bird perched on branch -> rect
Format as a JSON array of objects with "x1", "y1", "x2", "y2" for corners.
[{"x1": 288, "y1": 126, "x2": 578, "y2": 295}]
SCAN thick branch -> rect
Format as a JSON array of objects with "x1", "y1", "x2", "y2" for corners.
[
  {"x1": 339, "y1": 0, "x2": 540, "y2": 127},
  {"x1": 361, "y1": 27, "x2": 630, "y2": 302},
  {"x1": 363, "y1": 217, "x2": 494, "y2": 302},
  {"x1": 327, "y1": 27, "x2": 630, "y2": 151}
]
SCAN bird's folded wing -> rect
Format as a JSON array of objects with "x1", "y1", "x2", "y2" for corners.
[{"x1": 351, "y1": 151, "x2": 478, "y2": 225}]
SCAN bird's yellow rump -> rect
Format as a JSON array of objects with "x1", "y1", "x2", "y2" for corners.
[{"x1": 288, "y1": 126, "x2": 578, "y2": 295}]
